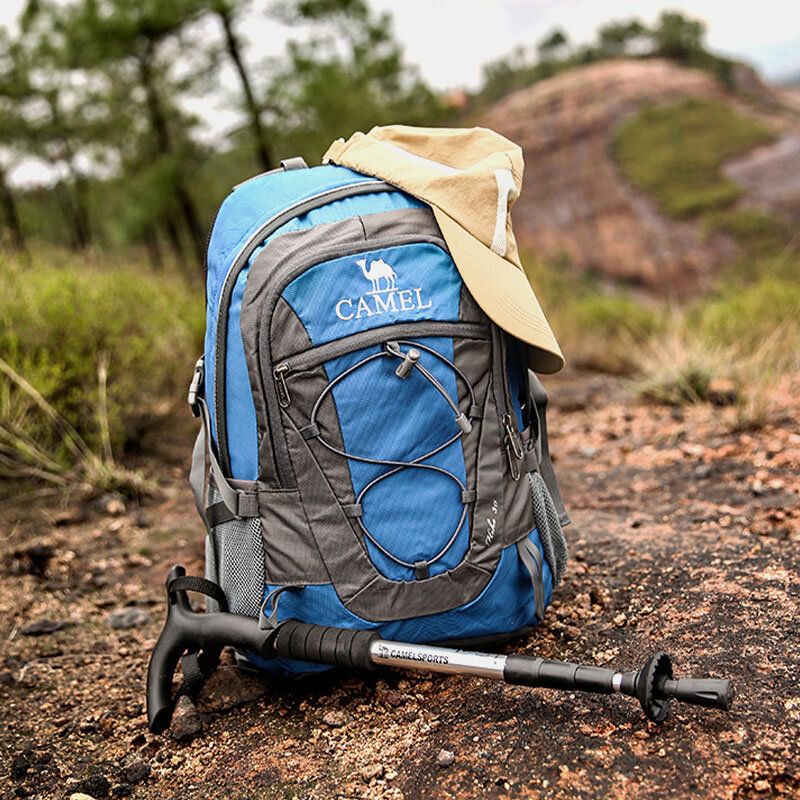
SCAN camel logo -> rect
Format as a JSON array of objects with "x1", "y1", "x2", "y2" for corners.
[
  {"x1": 357, "y1": 257, "x2": 397, "y2": 293},
  {"x1": 334, "y1": 256, "x2": 432, "y2": 322}
]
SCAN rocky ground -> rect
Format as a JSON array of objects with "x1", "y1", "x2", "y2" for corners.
[{"x1": 1, "y1": 372, "x2": 798, "y2": 800}]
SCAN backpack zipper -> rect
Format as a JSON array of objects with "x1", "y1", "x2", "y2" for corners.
[
  {"x1": 491, "y1": 325, "x2": 524, "y2": 481},
  {"x1": 274, "y1": 321, "x2": 489, "y2": 390},
  {"x1": 212, "y1": 179, "x2": 394, "y2": 475}
]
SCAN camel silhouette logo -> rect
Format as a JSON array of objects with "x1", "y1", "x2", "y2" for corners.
[
  {"x1": 356, "y1": 257, "x2": 397, "y2": 293},
  {"x1": 334, "y1": 254, "x2": 432, "y2": 322}
]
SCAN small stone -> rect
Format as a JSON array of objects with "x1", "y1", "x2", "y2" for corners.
[
  {"x1": 20, "y1": 619, "x2": 72, "y2": 636},
  {"x1": 563, "y1": 625, "x2": 581, "y2": 639},
  {"x1": 657, "y1": 748, "x2": 666, "y2": 757},
  {"x1": 0, "y1": 669, "x2": 14, "y2": 685},
  {"x1": 707, "y1": 378, "x2": 738, "y2": 407},
  {"x1": 12, "y1": 544, "x2": 54, "y2": 577},
  {"x1": 107, "y1": 608, "x2": 149, "y2": 630},
  {"x1": 613, "y1": 613, "x2": 627, "y2": 627},
  {"x1": 170, "y1": 696, "x2": 203, "y2": 741},
  {"x1": 196, "y1": 666, "x2": 266, "y2": 713},
  {"x1": 11, "y1": 751, "x2": 30, "y2": 781},
  {"x1": 382, "y1": 689, "x2": 405, "y2": 707},
  {"x1": 134, "y1": 512, "x2": 151, "y2": 529},
  {"x1": 754, "y1": 779, "x2": 770, "y2": 793},
  {"x1": 322, "y1": 711, "x2": 347, "y2": 728},
  {"x1": 128, "y1": 733, "x2": 146, "y2": 749},
  {"x1": 121, "y1": 758, "x2": 150, "y2": 784},
  {"x1": 436, "y1": 749, "x2": 455, "y2": 767},
  {"x1": 360, "y1": 763, "x2": 384, "y2": 781},
  {"x1": 112, "y1": 785, "x2": 132, "y2": 797},
  {"x1": 54, "y1": 507, "x2": 87, "y2": 527},
  {"x1": 751, "y1": 479, "x2": 766, "y2": 496},
  {"x1": 96, "y1": 493, "x2": 126, "y2": 516},
  {"x1": 70, "y1": 795, "x2": 97, "y2": 800},
  {"x1": 74, "y1": 774, "x2": 111, "y2": 798},
  {"x1": 580, "y1": 446, "x2": 598, "y2": 459}
]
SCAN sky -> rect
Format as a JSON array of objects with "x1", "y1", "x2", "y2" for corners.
[{"x1": 3, "y1": 0, "x2": 800, "y2": 185}]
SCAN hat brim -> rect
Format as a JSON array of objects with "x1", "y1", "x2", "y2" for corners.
[{"x1": 431, "y1": 207, "x2": 565, "y2": 374}]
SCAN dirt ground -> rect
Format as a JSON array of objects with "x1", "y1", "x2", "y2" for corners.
[{"x1": 1, "y1": 372, "x2": 798, "y2": 800}]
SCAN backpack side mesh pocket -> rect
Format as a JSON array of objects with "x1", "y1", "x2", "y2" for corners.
[
  {"x1": 205, "y1": 485, "x2": 265, "y2": 617},
  {"x1": 528, "y1": 471, "x2": 568, "y2": 586}
]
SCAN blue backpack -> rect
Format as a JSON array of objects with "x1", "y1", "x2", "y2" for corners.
[{"x1": 190, "y1": 157, "x2": 569, "y2": 675}]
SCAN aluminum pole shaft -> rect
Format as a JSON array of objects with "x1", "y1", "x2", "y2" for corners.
[{"x1": 369, "y1": 639, "x2": 507, "y2": 679}]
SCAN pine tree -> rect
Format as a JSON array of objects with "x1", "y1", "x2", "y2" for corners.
[{"x1": 59, "y1": 0, "x2": 210, "y2": 270}]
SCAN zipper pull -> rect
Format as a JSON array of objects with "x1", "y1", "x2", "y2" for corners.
[
  {"x1": 503, "y1": 413, "x2": 524, "y2": 481},
  {"x1": 274, "y1": 363, "x2": 291, "y2": 408}
]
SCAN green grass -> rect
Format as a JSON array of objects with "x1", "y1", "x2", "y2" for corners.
[
  {"x1": 526, "y1": 244, "x2": 800, "y2": 428},
  {"x1": 525, "y1": 255, "x2": 663, "y2": 373},
  {"x1": 613, "y1": 98, "x2": 774, "y2": 218},
  {"x1": 703, "y1": 207, "x2": 795, "y2": 262},
  {"x1": 0, "y1": 251, "x2": 203, "y2": 491}
]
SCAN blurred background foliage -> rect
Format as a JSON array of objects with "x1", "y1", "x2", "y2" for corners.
[{"x1": 0, "y1": 0, "x2": 797, "y2": 496}]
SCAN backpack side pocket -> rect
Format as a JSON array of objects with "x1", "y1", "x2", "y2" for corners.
[{"x1": 528, "y1": 471, "x2": 568, "y2": 587}]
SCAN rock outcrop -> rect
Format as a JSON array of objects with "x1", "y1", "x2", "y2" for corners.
[{"x1": 481, "y1": 59, "x2": 799, "y2": 294}]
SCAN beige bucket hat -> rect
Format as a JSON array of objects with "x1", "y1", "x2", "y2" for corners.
[{"x1": 324, "y1": 125, "x2": 564, "y2": 374}]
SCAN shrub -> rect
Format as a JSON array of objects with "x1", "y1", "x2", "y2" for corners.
[
  {"x1": 697, "y1": 274, "x2": 800, "y2": 346},
  {"x1": 0, "y1": 252, "x2": 203, "y2": 491},
  {"x1": 630, "y1": 272, "x2": 800, "y2": 428}
]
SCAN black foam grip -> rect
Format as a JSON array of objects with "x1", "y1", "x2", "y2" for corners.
[{"x1": 274, "y1": 621, "x2": 379, "y2": 670}]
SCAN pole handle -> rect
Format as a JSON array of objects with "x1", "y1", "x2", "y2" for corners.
[{"x1": 273, "y1": 620, "x2": 379, "y2": 670}]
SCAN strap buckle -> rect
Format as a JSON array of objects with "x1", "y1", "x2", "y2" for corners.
[{"x1": 188, "y1": 356, "x2": 205, "y2": 417}]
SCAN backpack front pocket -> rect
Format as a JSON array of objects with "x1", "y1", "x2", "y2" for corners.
[{"x1": 274, "y1": 324, "x2": 491, "y2": 583}]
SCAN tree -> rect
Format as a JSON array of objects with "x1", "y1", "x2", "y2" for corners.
[
  {"x1": 18, "y1": 3, "x2": 99, "y2": 249},
  {"x1": 0, "y1": 18, "x2": 95, "y2": 251},
  {"x1": 597, "y1": 19, "x2": 648, "y2": 58},
  {"x1": 651, "y1": 11, "x2": 705, "y2": 61},
  {"x1": 210, "y1": 0, "x2": 274, "y2": 172},
  {"x1": 0, "y1": 165, "x2": 26, "y2": 253},
  {"x1": 58, "y1": 0, "x2": 209, "y2": 269},
  {"x1": 537, "y1": 28, "x2": 569, "y2": 63},
  {"x1": 0, "y1": 32, "x2": 28, "y2": 253},
  {"x1": 268, "y1": 0, "x2": 441, "y2": 160}
]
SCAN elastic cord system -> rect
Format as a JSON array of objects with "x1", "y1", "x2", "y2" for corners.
[{"x1": 307, "y1": 340, "x2": 479, "y2": 579}]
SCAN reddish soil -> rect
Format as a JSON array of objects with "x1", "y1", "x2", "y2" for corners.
[{"x1": 1, "y1": 373, "x2": 798, "y2": 799}]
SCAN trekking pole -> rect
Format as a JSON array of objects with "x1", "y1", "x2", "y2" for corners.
[
  {"x1": 147, "y1": 566, "x2": 734, "y2": 732},
  {"x1": 274, "y1": 620, "x2": 734, "y2": 724}
]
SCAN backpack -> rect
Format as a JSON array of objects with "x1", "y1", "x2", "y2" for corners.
[{"x1": 190, "y1": 156, "x2": 570, "y2": 675}]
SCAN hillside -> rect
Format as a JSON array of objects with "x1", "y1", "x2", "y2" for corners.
[{"x1": 482, "y1": 58, "x2": 800, "y2": 294}]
